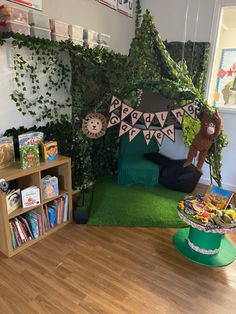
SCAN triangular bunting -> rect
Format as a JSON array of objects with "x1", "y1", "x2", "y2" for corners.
[
  {"x1": 183, "y1": 102, "x2": 196, "y2": 119},
  {"x1": 143, "y1": 113, "x2": 154, "y2": 129},
  {"x1": 143, "y1": 130, "x2": 155, "y2": 145},
  {"x1": 129, "y1": 127, "x2": 141, "y2": 142},
  {"x1": 131, "y1": 110, "x2": 143, "y2": 125},
  {"x1": 154, "y1": 130, "x2": 164, "y2": 145},
  {"x1": 107, "y1": 112, "x2": 121, "y2": 128},
  {"x1": 119, "y1": 121, "x2": 132, "y2": 137},
  {"x1": 171, "y1": 108, "x2": 184, "y2": 125},
  {"x1": 121, "y1": 103, "x2": 134, "y2": 121},
  {"x1": 156, "y1": 111, "x2": 168, "y2": 127},
  {"x1": 162, "y1": 124, "x2": 175, "y2": 142},
  {"x1": 109, "y1": 96, "x2": 122, "y2": 113}
]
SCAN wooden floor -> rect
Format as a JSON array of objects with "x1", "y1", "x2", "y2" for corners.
[{"x1": 0, "y1": 184, "x2": 236, "y2": 314}]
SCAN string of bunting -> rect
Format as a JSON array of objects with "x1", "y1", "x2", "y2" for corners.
[{"x1": 107, "y1": 96, "x2": 197, "y2": 145}]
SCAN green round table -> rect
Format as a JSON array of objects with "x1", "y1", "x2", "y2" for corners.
[{"x1": 173, "y1": 211, "x2": 236, "y2": 267}]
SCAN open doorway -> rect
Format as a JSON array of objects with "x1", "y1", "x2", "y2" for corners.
[{"x1": 208, "y1": 6, "x2": 236, "y2": 109}]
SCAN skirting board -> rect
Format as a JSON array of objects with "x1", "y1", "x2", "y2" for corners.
[{"x1": 199, "y1": 177, "x2": 236, "y2": 192}]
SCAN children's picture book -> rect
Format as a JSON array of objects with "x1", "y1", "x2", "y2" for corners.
[
  {"x1": 18, "y1": 132, "x2": 44, "y2": 148},
  {"x1": 0, "y1": 136, "x2": 15, "y2": 169},
  {"x1": 21, "y1": 186, "x2": 41, "y2": 208},
  {"x1": 19, "y1": 145, "x2": 40, "y2": 169},
  {"x1": 43, "y1": 141, "x2": 58, "y2": 162},
  {"x1": 204, "y1": 185, "x2": 234, "y2": 210},
  {"x1": 42, "y1": 175, "x2": 59, "y2": 200},
  {"x1": 6, "y1": 189, "x2": 21, "y2": 213}
]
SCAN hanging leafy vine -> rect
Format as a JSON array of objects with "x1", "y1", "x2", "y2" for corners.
[{"x1": 9, "y1": 34, "x2": 72, "y2": 122}]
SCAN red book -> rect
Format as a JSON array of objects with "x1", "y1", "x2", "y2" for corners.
[
  {"x1": 44, "y1": 205, "x2": 51, "y2": 230},
  {"x1": 11, "y1": 221, "x2": 22, "y2": 246}
]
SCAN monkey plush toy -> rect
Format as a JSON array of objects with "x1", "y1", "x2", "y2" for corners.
[{"x1": 183, "y1": 110, "x2": 222, "y2": 172}]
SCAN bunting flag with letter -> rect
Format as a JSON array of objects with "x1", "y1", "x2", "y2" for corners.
[
  {"x1": 156, "y1": 111, "x2": 168, "y2": 127},
  {"x1": 107, "y1": 112, "x2": 121, "y2": 128},
  {"x1": 183, "y1": 102, "x2": 196, "y2": 119},
  {"x1": 154, "y1": 130, "x2": 164, "y2": 145},
  {"x1": 162, "y1": 124, "x2": 175, "y2": 142},
  {"x1": 107, "y1": 96, "x2": 199, "y2": 145},
  {"x1": 109, "y1": 96, "x2": 122, "y2": 113},
  {"x1": 171, "y1": 108, "x2": 184, "y2": 124},
  {"x1": 143, "y1": 130, "x2": 155, "y2": 145},
  {"x1": 119, "y1": 121, "x2": 132, "y2": 137},
  {"x1": 143, "y1": 113, "x2": 154, "y2": 129},
  {"x1": 121, "y1": 103, "x2": 134, "y2": 120},
  {"x1": 131, "y1": 110, "x2": 143, "y2": 125},
  {"x1": 129, "y1": 127, "x2": 141, "y2": 142}
]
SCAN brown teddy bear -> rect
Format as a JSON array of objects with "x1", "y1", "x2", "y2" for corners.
[{"x1": 183, "y1": 110, "x2": 222, "y2": 172}]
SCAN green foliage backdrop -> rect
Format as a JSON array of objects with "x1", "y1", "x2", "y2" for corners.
[{"x1": 1, "y1": 10, "x2": 228, "y2": 188}]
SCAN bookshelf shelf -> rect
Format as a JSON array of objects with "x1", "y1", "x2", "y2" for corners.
[
  {"x1": 8, "y1": 204, "x2": 41, "y2": 220},
  {"x1": 0, "y1": 155, "x2": 73, "y2": 257}
]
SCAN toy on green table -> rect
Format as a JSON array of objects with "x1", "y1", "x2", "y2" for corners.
[{"x1": 179, "y1": 193, "x2": 236, "y2": 229}]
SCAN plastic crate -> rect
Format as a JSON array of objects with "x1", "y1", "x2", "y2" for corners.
[
  {"x1": 50, "y1": 19, "x2": 68, "y2": 37},
  {"x1": 0, "y1": 3, "x2": 28, "y2": 24},
  {"x1": 51, "y1": 33, "x2": 69, "y2": 42},
  {"x1": 28, "y1": 10, "x2": 50, "y2": 29},
  {"x1": 98, "y1": 33, "x2": 111, "y2": 46},
  {"x1": 30, "y1": 26, "x2": 51, "y2": 39},
  {"x1": 68, "y1": 24, "x2": 83, "y2": 40},
  {"x1": 83, "y1": 29, "x2": 98, "y2": 43},
  {"x1": 0, "y1": 21, "x2": 30, "y2": 35},
  {"x1": 72, "y1": 39, "x2": 84, "y2": 46}
]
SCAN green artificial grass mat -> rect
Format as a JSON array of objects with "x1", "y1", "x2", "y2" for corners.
[{"x1": 88, "y1": 176, "x2": 187, "y2": 228}]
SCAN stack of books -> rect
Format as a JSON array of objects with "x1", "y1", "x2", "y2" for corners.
[
  {"x1": 9, "y1": 211, "x2": 43, "y2": 250},
  {"x1": 43, "y1": 194, "x2": 69, "y2": 231}
]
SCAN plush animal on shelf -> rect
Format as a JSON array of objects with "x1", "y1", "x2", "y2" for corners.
[{"x1": 183, "y1": 110, "x2": 222, "y2": 172}]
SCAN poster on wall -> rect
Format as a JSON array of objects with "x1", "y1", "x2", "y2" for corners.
[
  {"x1": 215, "y1": 48, "x2": 236, "y2": 107},
  {"x1": 8, "y1": 0, "x2": 42, "y2": 10},
  {"x1": 117, "y1": 0, "x2": 133, "y2": 17},
  {"x1": 98, "y1": 0, "x2": 117, "y2": 10}
]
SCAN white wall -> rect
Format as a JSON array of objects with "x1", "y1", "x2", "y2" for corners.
[
  {"x1": 0, "y1": 0, "x2": 135, "y2": 136},
  {"x1": 141, "y1": 0, "x2": 216, "y2": 42},
  {"x1": 43, "y1": 0, "x2": 135, "y2": 54}
]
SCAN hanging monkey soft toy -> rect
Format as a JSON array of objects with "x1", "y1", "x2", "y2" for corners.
[{"x1": 183, "y1": 110, "x2": 222, "y2": 172}]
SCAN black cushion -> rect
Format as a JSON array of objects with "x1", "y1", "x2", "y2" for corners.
[{"x1": 143, "y1": 152, "x2": 201, "y2": 193}]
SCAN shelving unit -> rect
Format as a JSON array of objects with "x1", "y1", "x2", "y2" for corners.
[{"x1": 0, "y1": 155, "x2": 72, "y2": 257}]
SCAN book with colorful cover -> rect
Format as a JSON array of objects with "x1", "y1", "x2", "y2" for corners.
[
  {"x1": 0, "y1": 136, "x2": 15, "y2": 169},
  {"x1": 6, "y1": 189, "x2": 21, "y2": 214},
  {"x1": 25, "y1": 211, "x2": 39, "y2": 239},
  {"x1": 19, "y1": 145, "x2": 40, "y2": 169},
  {"x1": 18, "y1": 132, "x2": 44, "y2": 148},
  {"x1": 43, "y1": 141, "x2": 58, "y2": 162},
  {"x1": 9, "y1": 222, "x2": 17, "y2": 250},
  {"x1": 42, "y1": 175, "x2": 59, "y2": 200},
  {"x1": 21, "y1": 186, "x2": 40, "y2": 208},
  {"x1": 205, "y1": 185, "x2": 234, "y2": 210},
  {"x1": 48, "y1": 207, "x2": 56, "y2": 229}
]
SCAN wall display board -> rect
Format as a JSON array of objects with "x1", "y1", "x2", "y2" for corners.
[
  {"x1": 9, "y1": 0, "x2": 42, "y2": 10},
  {"x1": 98, "y1": 0, "x2": 117, "y2": 10},
  {"x1": 215, "y1": 48, "x2": 236, "y2": 107},
  {"x1": 117, "y1": 0, "x2": 133, "y2": 17}
]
